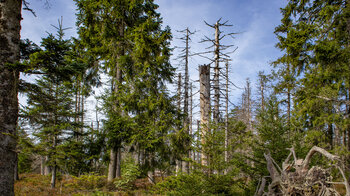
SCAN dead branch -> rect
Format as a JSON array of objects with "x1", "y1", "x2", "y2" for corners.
[{"x1": 260, "y1": 146, "x2": 349, "y2": 196}]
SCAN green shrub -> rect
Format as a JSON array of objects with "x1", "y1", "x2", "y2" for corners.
[
  {"x1": 114, "y1": 156, "x2": 141, "y2": 191},
  {"x1": 153, "y1": 171, "x2": 253, "y2": 196}
]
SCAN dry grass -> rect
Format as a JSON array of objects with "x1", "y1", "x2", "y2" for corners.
[{"x1": 15, "y1": 173, "x2": 155, "y2": 196}]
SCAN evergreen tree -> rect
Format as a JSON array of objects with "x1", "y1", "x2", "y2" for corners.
[
  {"x1": 23, "y1": 24, "x2": 83, "y2": 188},
  {"x1": 76, "y1": 0, "x2": 177, "y2": 181},
  {"x1": 274, "y1": 0, "x2": 350, "y2": 150}
]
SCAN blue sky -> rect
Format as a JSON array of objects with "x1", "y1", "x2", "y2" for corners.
[{"x1": 21, "y1": 0, "x2": 287, "y2": 121}]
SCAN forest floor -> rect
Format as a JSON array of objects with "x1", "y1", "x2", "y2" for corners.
[{"x1": 15, "y1": 173, "x2": 155, "y2": 196}]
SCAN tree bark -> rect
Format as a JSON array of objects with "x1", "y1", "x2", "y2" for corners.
[
  {"x1": 51, "y1": 165, "x2": 57, "y2": 189},
  {"x1": 107, "y1": 148, "x2": 117, "y2": 182},
  {"x1": 183, "y1": 28, "x2": 190, "y2": 174},
  {"x1": 199, "y1": 65, "x2": 210, "y2": 167},
  {"x1": 213, "y1": 21, "x2": 220, "y2": 124},
  {"x1": 224, "y1": 61, "x2": 229, "y2": 174},
  {"x1": 14, "y1": 153, "x2": 19, "y2": 181},
  {"x1": 0, "y1": 0, "x2": 21, "y2": 195},
  {"x1": 176, "y1": 73, "x2": 182, "y2": 174},
  {"x1": 116, "y1": 147, "x2": 121, "y2": 178}
]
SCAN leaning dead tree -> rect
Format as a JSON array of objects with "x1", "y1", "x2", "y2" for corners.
[{"x1": 256, "y1": 146, "x2": 350, "y2": 196}]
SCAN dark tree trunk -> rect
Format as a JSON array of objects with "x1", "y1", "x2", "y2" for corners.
[{"x1": 0, "y1": 0, "x2": 21, "y2": 195}]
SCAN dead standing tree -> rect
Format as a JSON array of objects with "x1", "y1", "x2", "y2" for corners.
[
  {"x1": 176, "y1": 73, "x2": 182, "y2": 174},
  {"x1": 199, "y1": 65, "x2": 210, "y2": 168},
  {"x1": 196, "y1": 18, "x2": 238, "y2": 169},
  {"x1": 199, "y1": 18, "x2": 237, "y2": 124},
  {"x1": 176, "y1": 28, "x2": 196, "y2": 173},
  {"x1": 256, "y1": 146, "x2": 350, "y2": 196}
]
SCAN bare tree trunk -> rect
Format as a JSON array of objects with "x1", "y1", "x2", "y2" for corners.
[
  {"x1": 224, "y1": 61, "x2": 229, "y2": 174},
  {"x1": 176, "y1": 73, "x2": 182, "y2": 174},
  {"x1": 51, "y1": 136, "x2": 57, "y2": 188},
  {"x1": 199, "y1": 65, "x2": 210, "y2": 167},
  {"x1": 0, "y1": 0, "x2": 21, "y2": 195},
  {"x1": 183, "y1": 28, "x2": 190, "y2": 174},
  {"x1": 108, "y1": 148, "x2": 117, "y2": 182},
  {"x1": 116, "y1": 147, "x2": 121, "y2": 178},
  {"x1": 41, "y1": 157, "x2": 45, "y2": 175},
  {"x1": 148, "y1": 170, "x2": 155, "y2": 184},
  {"x1": 197, "y1": 120, "x2": 201, "y2": 165},
  {"x1": 81, "y1": 91, "x2": 84, "y2": 135},
  {"x1": 213, "y1": 22, "x2": 220, "y2": 124},
  {"x1": 44, "y1": 156, "x2": 51, "y2": 175},
  {"x1": 189, "y1": 83, "x2": 194, "y2": 170},
  {"x1": 50, "y1": 164, "x2": 57, "y2": 189}
]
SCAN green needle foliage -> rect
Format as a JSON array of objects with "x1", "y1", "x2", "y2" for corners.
[
  {"x1": 22, "y1": 23, "x2": 87, "y2": 183},
  {"x1": 76, "y1": 0, "x2": 178, "y2": 177}
]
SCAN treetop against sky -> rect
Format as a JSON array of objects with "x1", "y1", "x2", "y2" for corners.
[{"x1": 21, "y1": 0, "x2": 287, "y2": 108}]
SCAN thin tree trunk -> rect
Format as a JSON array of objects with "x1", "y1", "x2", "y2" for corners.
[
  {"x1": 116, "y1": 147, "x2": 121, "y2": 178},
  {"x1": 197, "y1": 120, "x2": 201, "y2": 165},
  {"x1": 41, "y1": 157, "x2": 45, "y2": 175},
  {"x1": 183, "y1": 28, "x2": 190, "y2": 174},
  {"x1": 224, "y1": 61, "x2": 229, "y2": 174},
  {"x1": 51, "y1": 136, "x2": 57, "y2": 188},
  {"x1": 176, "y1": 73, "x2": 182, "y2": 174},
  {"x1": 81, "y1": 91, "x2": 84, "y2": 136},
  {"x1": 190, "y1": 83, "x2": 194, "y2": 170},
  {"x1": 44, "y1": 156, "x2": 51, "y2": 175},
  {"x1": 213, "y1": 22, "x2": 220, "y2": 124},
  {"x1": 0, "y1": 0, "x2": 21, "y2": 195},
  {"x1": 199, "y1": 65, "x2": 210, "y2": 167},
  {"x1": 51, "y1": 165, "x2": 57, "y2": 189}
]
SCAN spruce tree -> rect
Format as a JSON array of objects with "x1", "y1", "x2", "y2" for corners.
[
  {"x1": 76, "y1": 0, "x2": 176, "y2": 181},
  {"x1": 23, "y1": 24, "x2": 83, "y2": 188},
  {"x1": 274, "y1": 0, "x2": 350, "y2": 149}
]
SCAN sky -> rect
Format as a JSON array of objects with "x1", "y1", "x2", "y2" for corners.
[{"x1": 20, "y1": 0, "x2": 288, "y2": 122}]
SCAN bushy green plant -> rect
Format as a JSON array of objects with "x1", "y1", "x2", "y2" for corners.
[
  {"x1": 114, "y1": 156, "x2": 141, "y2": 191},
  {"x1": 153, "y1": 171, "x2": 251, "y2": 196}
]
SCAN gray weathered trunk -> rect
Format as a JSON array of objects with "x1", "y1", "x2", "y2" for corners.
[
  {"x1": 108, "y1": 148, "x2": 117, "y2": 182},
  {"x1": 0, "y1": 0, "x2": 21, "y2": 195},
  {"x1": 213, "y1": 22, "x2": 220, "y2": 124},
  {"x1": 224, "y1": 61, "x2": 229, "y2": 173},
  {"x1": 51, "y1": 165, "x2": 57, "y2": 189},
  {"x1": 199, "y1": 65, "x2": 210, "y2": 167},
  {"x1": 183, "y1": 28, "x2": 190, "y2": 174},
  {"x1": 176, "y1": 73, "x2": 182, "y2": 174}
]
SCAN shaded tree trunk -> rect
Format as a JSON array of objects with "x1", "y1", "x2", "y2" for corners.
[
  {"x1": 108, "y1": 148, "x2": 117, "y2": 182},
  {"x1": 116, "y1": 147, "x2": 121, "y2": 178},
  {"x1": 0, "y1": 0, "x2": 21, "y2": 195}
]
